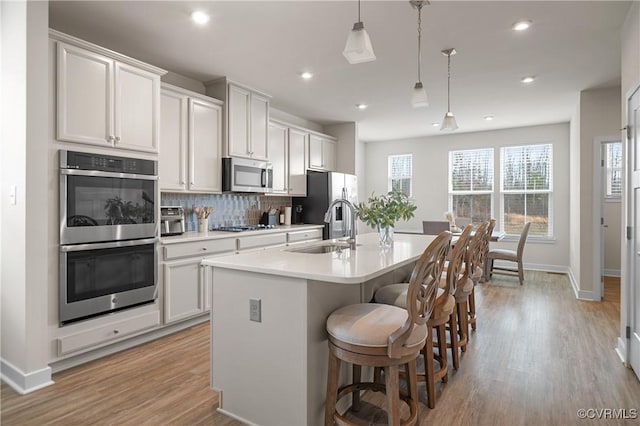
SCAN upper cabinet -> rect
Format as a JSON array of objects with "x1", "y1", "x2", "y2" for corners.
[
  {"x1": 308, "y1": 133, "x2": 336, "y2": 171},
  {"x1": 206, "y1": 79, "x2": 270, "y2": 161},
  {"x1": 52, "y1": 31, "x2": 165, "y2": 153},
  {"x1": 268, "y1": 120, "x2": 309, "y2": 196},
  {"x1": 159, "y1": 84, "x2": 223, "y2": 193}
]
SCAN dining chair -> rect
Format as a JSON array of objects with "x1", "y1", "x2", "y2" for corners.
[
  {"x1": 486, "y1": 221, "x2": 531, "y2": 285},
  {"x1": 422, "y1": 220, "x2": 450, "y2": 235},
  {"x1": 325, "y1": 232, "x2": 451, "y2": 425}
]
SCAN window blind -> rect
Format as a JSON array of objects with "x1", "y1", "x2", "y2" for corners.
[
  {"x1": 605, "y1": 142, "x2": 622, "y2": 198},
  {"x1": 388, "y1": 154, "x2": 412, "y2": 196}
]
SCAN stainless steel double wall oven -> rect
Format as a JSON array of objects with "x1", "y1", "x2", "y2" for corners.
[{"x1": 59, "y1": 150, "x2": 158, "y2": 325}]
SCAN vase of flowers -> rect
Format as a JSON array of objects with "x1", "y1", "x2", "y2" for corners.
[{"x1": 355, "y1": 190, "x2": 417, "y2": 248}]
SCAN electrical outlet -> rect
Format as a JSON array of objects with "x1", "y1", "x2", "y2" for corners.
[{"x1": 249, "y1": 298, "x2": 261, "y2": 322}]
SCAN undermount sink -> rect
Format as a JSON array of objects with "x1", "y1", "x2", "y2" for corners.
[{"x1": 286, "y1": 242, "x2": 352, "y2": 254}]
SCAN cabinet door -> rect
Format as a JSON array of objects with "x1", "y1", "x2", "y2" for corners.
[
  {"x1": 323, "y1": 139, "x2": 337, "y2": 171},
  {"x1": 268, "y1": 123, "x2": 288, "y2": 194},
  {"x1": 159, "y1": 90, "x2": 188, "y2": 191},
  {"x1": 309, "y1": 134, "x2": 324, "y2": 169},
  {"x1": 250, "y1": 93, "x2": 269, "y2": 160},
  {"x1": 288, "y1": 128, "x2": 308, "y2": 196},
  {"x1": 227, "y1": 84, "x2": 251, "y2": 158},
  {"x1": 189, "y1": 98, "x2": 222, "y2": 192},
  {"x1": 163, "y1": 258, "x2": 204, "y2": 324},
  {"x1": 57, "y1": 42, "x2": 113, "y2": 146},
  {"x1": 114, "y1": 62, "x2": 159, "y2": 153}
]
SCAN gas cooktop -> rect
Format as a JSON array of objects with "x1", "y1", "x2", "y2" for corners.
[{"x1": 211, "y1": 225, "x2": 277, "y2": 232}]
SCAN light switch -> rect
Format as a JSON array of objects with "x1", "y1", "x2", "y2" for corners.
[{"x1": 249, "y1": 298, "x2": 261, "y2": 322}]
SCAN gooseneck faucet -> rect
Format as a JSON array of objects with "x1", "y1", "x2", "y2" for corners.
[{"x1": 324, "y1": 199, "x2": 357, "y2": 249}]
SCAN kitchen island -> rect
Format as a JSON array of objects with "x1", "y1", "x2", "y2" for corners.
[{"x1": 202, "y1": 232, "x2": 437, "y2": 426}]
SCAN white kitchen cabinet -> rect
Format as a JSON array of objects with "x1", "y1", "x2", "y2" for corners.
[
  {"x1": 268, "y1": 122, "x2": 289, "y2": 194},
  {"x1": 159, "y1": 84, "x2": 222, "y2": 193},
  {"x1": 288, "y1": 127, "x2": 308, "y2": 196},
  {"x1": 205, "y1": 79, "x2": 270, "y2": 161},
  {"x1": 268, "y1": 121, "x2": 308, "y2": 196},
  {"x1": 308, "y1": 133, "x2": 337, "y2": 171},
  {"x1": 163, "y1": 258, "x2": 206, "y2": 324},
  {"x1": 55, "y1": 37, "x2": 163, "y2": 153}
]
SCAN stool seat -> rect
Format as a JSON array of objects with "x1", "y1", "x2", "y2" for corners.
[{"x1": 327, "y1": 303, "x2": 427, "y2": 350}]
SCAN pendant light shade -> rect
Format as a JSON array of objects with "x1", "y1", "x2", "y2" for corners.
[
  {"x1": 343, "y1": 0, "x2": 376, "y2": 64},
  {"x1": 441, "y1": 48, "x2": 458, "y2": 131},
  {"x1": 410, "y1": 1, "x2": 429, "y2": 107},
  {"x1": 412, "y1": 82, "x2": 429, "y2": 107}
]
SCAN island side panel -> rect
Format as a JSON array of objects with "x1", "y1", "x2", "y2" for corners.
[
  {"x1": 306, "y1": 280, "x2": 363, "y2": 426},
  {"x1": 211, "y1": 268, "x2": 308, "y2": 426}
]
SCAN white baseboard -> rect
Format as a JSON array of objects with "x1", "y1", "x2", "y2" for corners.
[
  {"x1": 1, "y1": 359, "x2": 54, "y2": 394},
  {"x1": 604, "y1": 269, "x2": 621, "y2": 277},
  {"x1": 615, "y1": 337, "x2": 627, "y2": 365},
  {"x1": 217, "y1": 408, "x2": 259, "y2": 426}
]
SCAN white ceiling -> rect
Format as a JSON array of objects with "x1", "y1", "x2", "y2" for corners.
[{"x1": 49, "y1": 0, "x2": 631, "y2": 142}]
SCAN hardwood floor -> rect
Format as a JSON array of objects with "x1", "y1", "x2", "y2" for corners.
[{"x1": 2, "y1": 271, "x2": 639, "y2": 425}]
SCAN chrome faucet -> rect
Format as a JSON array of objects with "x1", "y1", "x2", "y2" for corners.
[{"x1": 324, "y1": 199, "x2": 357, "y2": 249}]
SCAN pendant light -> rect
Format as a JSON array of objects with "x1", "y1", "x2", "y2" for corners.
[
  {"x1": 410, "y1": 1, "x2": 429, "y2": 107},
  {"x1": 343, "y1": 0, "x2": 376, "y2": 64},
  {"x1": 440, "y1": 48, "x2": 459, "y2": 131}
]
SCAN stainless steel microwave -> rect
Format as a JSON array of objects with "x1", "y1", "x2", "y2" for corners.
[{"x1": 222, "y1": 157, "x2": 273, "y2": 193}]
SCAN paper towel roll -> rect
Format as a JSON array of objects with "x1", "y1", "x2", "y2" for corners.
[{"x1": 284, "y1": 206, "x2": 292, "y2": 225}]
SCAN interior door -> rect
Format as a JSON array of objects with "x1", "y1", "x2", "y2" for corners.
[{"x1": 629, "y1": 84, "x2": 640, "y2": 379}]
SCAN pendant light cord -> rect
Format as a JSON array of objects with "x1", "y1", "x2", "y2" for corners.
[
  {"x1": 417, "y1": 4, "x2": 422, "y2": 83},
  {"x1": 447, "y1": 53, "x2": 451, "y2": 111},
  {"x1": 358, "y1": 0, "x2": 361, "y2": 22}
]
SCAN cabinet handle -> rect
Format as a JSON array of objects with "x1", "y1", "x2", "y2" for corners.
[
  {"x1": 115, "y1": 136, "x2": 121, "y2": 142},
  {"x1": 113, "y1": 329, "x2": 120, "y2": 335},
  {"x1": 201, "y1": 247, "x2": 208, "y2": 251},
  {"x1": 180, "y1": 180, "x2": 186, "y2": 185},
  {"x1": 107, "y1": 135, "x2": 114, "y2": 143}
]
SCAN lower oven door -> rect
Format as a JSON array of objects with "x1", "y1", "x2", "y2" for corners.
[{"x1": 60, "y1": 237, "x2": 158, "y2": 325}]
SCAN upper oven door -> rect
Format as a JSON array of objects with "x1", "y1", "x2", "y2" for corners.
[{"x1": 60, "y1": 169, "x2": 157, "y2": 244}]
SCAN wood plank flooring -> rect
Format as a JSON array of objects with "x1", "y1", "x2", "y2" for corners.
[{"x1": 2, "y1": 271, "x2": 639, "y2": 425}]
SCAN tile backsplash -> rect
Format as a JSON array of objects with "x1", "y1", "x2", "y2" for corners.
[{"x1": 161, "y1": 193, "x2": 292, "y2": 231}]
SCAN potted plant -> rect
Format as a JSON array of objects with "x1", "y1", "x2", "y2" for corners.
[{"x1": 354, "y1": 189, "x2": 417, "y2": 247}]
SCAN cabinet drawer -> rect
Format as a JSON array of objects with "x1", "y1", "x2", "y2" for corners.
[
  {"x1": 237, "y1": 233, "x2": 286, "y2": 251},
  {"x1": 287, "y1": 229, "x2": 323, "y2": 243},
  {"x1": 163, "y1": 238, "x2": 236, "y2": 260},
  {"x1": 57, "y1": 311, "x2": 160, "y2": 355}
]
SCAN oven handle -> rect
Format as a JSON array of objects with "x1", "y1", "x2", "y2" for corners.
[
  {"x1": 61, "y1": 237, "x2": 158, "y2": 252},
  {"x1": 61, "y1": 169, "x2": 158, "y2": 181}
]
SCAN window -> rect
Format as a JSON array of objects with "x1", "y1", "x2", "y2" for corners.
[
  {"x1": 448, "y1": 148, "x2": 494, "y2": 224},
  {"x1": 501, "y1": 144, "x2": 553, "y2": 237},
  {"x1": 604, "y1": 141, "x2": 622, "y2": 199},
  {"x1": 388, "y1": 154, "x2": 412, "y2": 196}
]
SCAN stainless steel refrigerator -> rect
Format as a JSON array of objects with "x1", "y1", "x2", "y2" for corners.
[{"x1": 292, "y1": 171, "x2": 358, "y2": 240}]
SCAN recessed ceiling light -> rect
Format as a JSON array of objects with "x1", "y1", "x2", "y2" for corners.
[
  {"x1": 512, "y1": 20, "x2": 532, "y2": 31},
  {"x1": 191, "y1": 11, "x2": 210, "y2": 25},
  {"x1": 301, "y1": 72, "x2": 313, "y2": 80},
  {"x1": 521, "y1": 76, "x2": 535, "y2": 84},
  {"x1": 431, "y1": 123, "x2": 440, "y2": 127},
  {"x1": 356, "y1": 104, "x2": 368, "y2": 110},
  {"x1": 484, "y1": 115, "x2": 495, "y2": 121}
]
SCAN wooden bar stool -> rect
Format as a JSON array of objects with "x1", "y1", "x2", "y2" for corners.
[
  {"x1": 374, "y1": 226, "x2": 470, "y2": 409},
  {"x1": 325, "y1": 232, "x2": 451, "y2": 426},
  {"x1": 469, "y1": 219, "x2": 495, "y2": 331}
]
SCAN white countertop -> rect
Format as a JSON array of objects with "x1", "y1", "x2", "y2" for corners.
[
  {"x1": 202, "y1": 232, "x2": 436, "y2": 284},
  {"x1": 160, "y1": 224, "x2": 323, "y2": 245}
]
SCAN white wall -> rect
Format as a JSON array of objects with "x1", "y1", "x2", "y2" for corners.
[
  {"x1": 324, "y1": 122, "x2": 356, "y2": 175},
  {"x1": 364, "y1": 123, "x2": 570, "y2": 270},
  {"x1": 578, "y1": 86, "x2": 622, "y2": 297},
  {"x1": 1, "y1": 0, "x2": 52, "y2": 393}
]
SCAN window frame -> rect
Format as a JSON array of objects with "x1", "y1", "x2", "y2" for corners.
[
  {"x1": 447, "y1": 148, "x2": 495, "y2": 224},
  {"x1": 499, "y1": 143, "x2": 554, "y2": 239},
  {"x1": 387, "y1": 153, "x2": 413, "y2": 197}
]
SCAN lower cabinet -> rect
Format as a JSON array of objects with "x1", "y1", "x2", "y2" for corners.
[{"x1": 163, "y1": 258, "x2": 209, "y2": 324}]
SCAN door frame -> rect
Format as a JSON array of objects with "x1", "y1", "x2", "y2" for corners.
[
  {"x1": 593, "y1": 136, "x2": 622, "y2": 302},
  {"x1": 622, "y1": 80, "x2": 640, "y2": 368}
]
